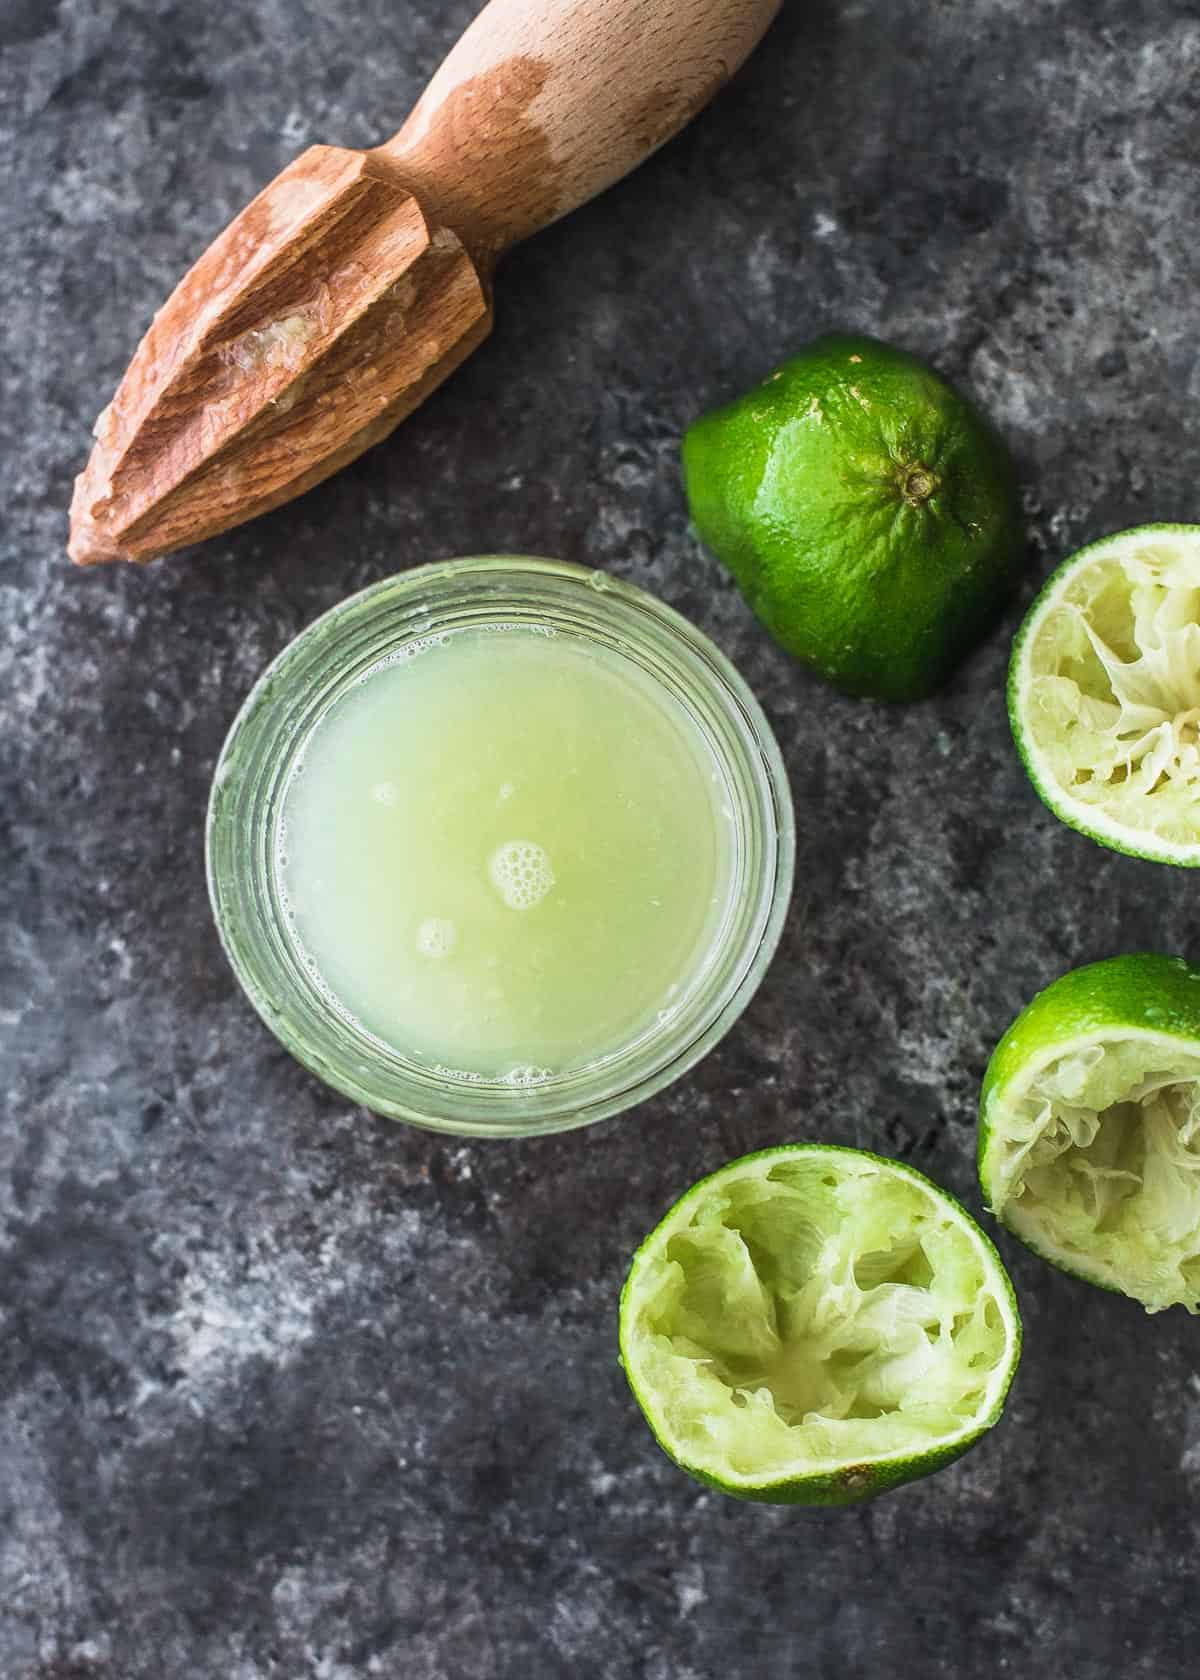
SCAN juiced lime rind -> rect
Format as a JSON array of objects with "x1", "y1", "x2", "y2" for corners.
[
  {"x1": 682, "y1": 333, "x2": 1024, "y2": 703},
  {"x1": 979, "y1": 954, "x2": 1200, "y2": 1314},
  {"x1": 1009, "y1": 523, "x2": 1200, "y2": 866},
  {"x1": 619, "y1": 1144, "x2": 1021, "y2": 1505}
]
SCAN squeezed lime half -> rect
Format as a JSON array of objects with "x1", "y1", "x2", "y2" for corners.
[
  {"x1": 979, "y1": 953, "x2": 1200, "y2": 1314},
  {"x1": 1010, "y1": 524, "x2": 1200, "y2": 864},
  {"x1": 619, "y1": 1145, "x2": 1021, "y2": 1504}
]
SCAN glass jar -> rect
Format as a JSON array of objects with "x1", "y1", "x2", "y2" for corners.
[{"x1": 206, "y1": 557, "x2": 794, "y2": 1136}]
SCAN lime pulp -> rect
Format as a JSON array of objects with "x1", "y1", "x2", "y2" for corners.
[
  {"x1": 1009, "y1": 523, "x2": 1200, "y2": 864},
  {"x1": 620, "y1": 1144, "x2": 1021, "y2": 1504},
  {"x1": 979, "y1": 953, "x2": 1200, "y2": 1313}
]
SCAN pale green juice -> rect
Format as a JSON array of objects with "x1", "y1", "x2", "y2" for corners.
[{"x1": 278, "y1": 626, "x2": 734, "y2": 1079}]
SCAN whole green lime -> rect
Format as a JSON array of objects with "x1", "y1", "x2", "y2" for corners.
[{"x1": 682, "y1": 333, "x2": 1024, "y2": 701}]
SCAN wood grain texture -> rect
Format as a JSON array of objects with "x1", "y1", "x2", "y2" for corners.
[
  {"x1": 69, "y1": 0, "x2": 778, "y2": 564},
  {"x1": 69, "y1": 147, "x2": 490, "y2": 563},
  {"x1": 382, "y1": 0, "x2": 781, "y2": 259}
]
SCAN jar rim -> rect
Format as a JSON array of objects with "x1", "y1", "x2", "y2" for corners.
[{"x1": 206, "y1": 556, "x2": 795, "y2": 1137}]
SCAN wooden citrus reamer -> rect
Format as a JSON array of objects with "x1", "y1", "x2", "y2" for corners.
[{"x1": 69, "y1": 0, "x2": 779, "y2": 565}]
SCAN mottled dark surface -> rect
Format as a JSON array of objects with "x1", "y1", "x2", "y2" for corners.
[{"x1": 4, "y1": 1, "x2": 1200, "y2": 1674}]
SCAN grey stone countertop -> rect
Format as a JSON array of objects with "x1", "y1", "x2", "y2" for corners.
[{"x1": 4, "y1": 0, "x2": 1200, "y2": 1675}]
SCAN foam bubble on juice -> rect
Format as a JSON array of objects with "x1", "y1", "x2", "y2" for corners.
[
  {"x1": 372, "y1": 781, "x2": 399, "y2": 807},
  {"x1": 416, "y1": 916, "x2": 456, "y2": 957},
  {"x1": 488, "y1": 840, "x2": 555, "y2": 911},
  {"x1": 503, "y1": 1064, "x2": 554, "y2": 1086}
]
